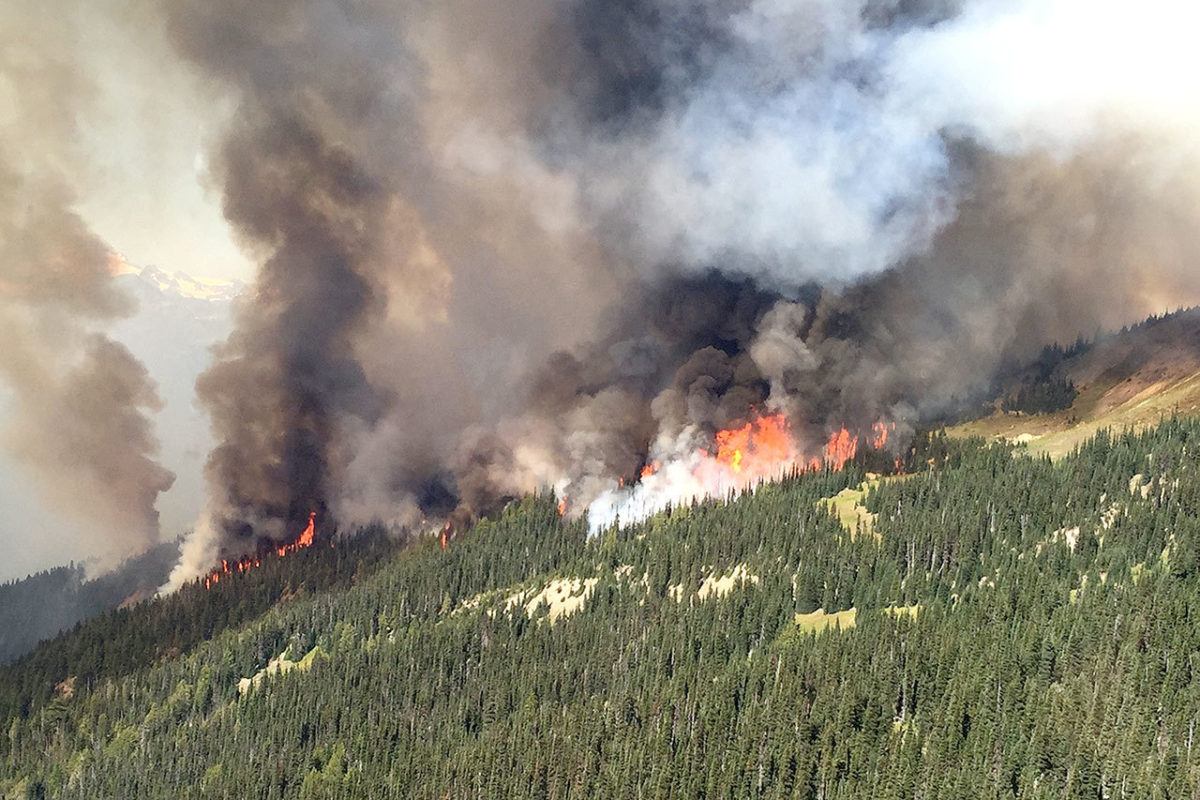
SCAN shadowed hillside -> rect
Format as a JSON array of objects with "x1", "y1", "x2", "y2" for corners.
[{"x1": 0, "y1": 543, "x2": 178, "y2": 665}]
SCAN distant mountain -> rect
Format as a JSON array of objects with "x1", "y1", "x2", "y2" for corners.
[{"x1": 123, "y1": 264, "x2": 245, "y2": 304}]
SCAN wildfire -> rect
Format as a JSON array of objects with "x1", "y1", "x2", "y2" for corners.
[
  {"x1": 713, "y1": 414, "x2": 792, "y2": 475},
  {"x1": 201, "y1": 511, "x2": 318, "y2": 590},
  {"x1": 584, "y1": 411, "x2": 901, "y2": 531},
  {"x1": 557, "y1": 496, "x2": 568, "y2": 516},
  {"x1": 587, "y1": 411, "x2": 900, "y2": 532},
  {"x1": 690, "y1": 412, "x2": 899, "y2": 490},
  {"x1": 871, "y1": 421, "x2": 896, "y2": 450}
]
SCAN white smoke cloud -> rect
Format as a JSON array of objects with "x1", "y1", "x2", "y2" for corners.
[
  {"x1": 890, "y1": 0, "x2": 1200, "y2": 153},
  {"x1": 496, "y1": 0, "x2": 1200, "y2": 288}
]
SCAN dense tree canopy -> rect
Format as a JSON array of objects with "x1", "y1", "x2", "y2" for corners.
[{"x1": 5, "y1": 420, "x2": 1200, "y2": 798}]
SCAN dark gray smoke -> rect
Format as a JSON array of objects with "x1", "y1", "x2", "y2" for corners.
[{"x1": 161, "y1": 0, "x2": 1200, "y2": 582}]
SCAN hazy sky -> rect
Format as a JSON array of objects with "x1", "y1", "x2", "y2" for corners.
[
  {"x1": 2, "y1": 1, "x2": 253, "y2": 284},
  {"x1": 0, "y1": 1, "x2": 250, "y2": 579}
]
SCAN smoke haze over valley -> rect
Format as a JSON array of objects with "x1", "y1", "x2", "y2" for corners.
[{"x1": 0, "y1": 265, "x2": 238, "y2": 580}]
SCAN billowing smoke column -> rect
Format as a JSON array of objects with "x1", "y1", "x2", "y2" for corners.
[
  {"x1": 0, "y1": 3, "x2": 175, "y2": 570},
  {"x1": 166, "y1": 0, "x2": 1200, "y2": 583}
]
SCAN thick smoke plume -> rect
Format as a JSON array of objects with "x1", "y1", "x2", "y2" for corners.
[
  {"x1": 0, "y1": 3, "x2": 175, "y2": 570},
  {"x1": 163, "y1": 0, "x2": 1200, "y2": 583}
]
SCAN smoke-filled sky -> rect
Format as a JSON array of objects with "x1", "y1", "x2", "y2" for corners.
[{"x1": 1, "y1": 0, "x2": 1199, "y2": 584}]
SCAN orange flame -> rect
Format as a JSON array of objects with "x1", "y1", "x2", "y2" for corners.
[
  {"x1": 871, "y1": 421, "x2": 896, "y2": 450},
  {"x1": 664, "y1": 412, "x2": 897, "y2": 494},
  {"x1": 557, "y1": 496, "x2": 568, "y2": 516},
  {"x1": 201, "y1": 511, "x2": 318, "y2": 590},
  {"x1": 711, "y1": 413, "x2": 793, "y2": 477},
  {"x1": 276, "y1": 511, "x2": 316, "y2": 557},
  {"x1": 824, "y1": 427, "x2": 859, "y2": 469}
]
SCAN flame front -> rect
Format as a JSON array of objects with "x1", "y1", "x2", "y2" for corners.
[
  {"x1": 712, "y1": 414, "x2": 792, "y2": 476},
  {"x1": 277, "y1": 511, "x2": 316, "y2": 557},
  {"x1": 823, "y1": 427, "x2": 858, "y2": 470},
  {"x1": 871, "y1": 421, "x2": 895, "y2": 450},
  {"x1": 202, "y1": 511, "x2": 318, "y2": 590},
  {"x1": 587, "y1": 411, "x2": 897, "y2": 531},
  {"x1": 703, "y1": 412, "x2": 865, "y2": 483}
]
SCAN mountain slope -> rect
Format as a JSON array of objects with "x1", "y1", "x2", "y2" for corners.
[
  {"x1": 0, "y1": 527, "x2": 401, "y2": 724},
  {"x1": 6, "y1": 422, "x2": 1200, "y2": 797},
  {"x1": 949, "y1": 308, "x2": 1200, "y2": 456}
]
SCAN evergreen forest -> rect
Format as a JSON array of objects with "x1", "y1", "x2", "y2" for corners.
[{"x1": 6, "y1": 420, "x2": 1200, "y2": 798}]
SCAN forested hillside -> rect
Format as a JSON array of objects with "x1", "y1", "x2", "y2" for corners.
[
  {"x1": 6, "y1": 420, "x2": 1200, "y2": 798},
  {"x1": 0, "y1": 530, "x2": 400, "y2": 721}
]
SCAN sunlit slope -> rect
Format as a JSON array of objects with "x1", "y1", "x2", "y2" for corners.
[{"x1": 949, "y1": 309, "x2": 1200, "y2": 457}]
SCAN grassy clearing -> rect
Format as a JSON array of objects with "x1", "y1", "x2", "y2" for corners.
[
  {"x1": 695, "y1": 564, "x2": 760, "y2": 601},
  {"x1": 820, "y1": 479, "x2": 880, "y2": 540},
  {"x1": 523, "y1": 577, "x2": 600, "y2": 625},
  {"x1": 882, "y1": 604, "x2": 922, "y2": 620},
  {"x1": 794, "y1": 607, "x2": 857, "y2": 634},
  {"x1": 237, "y1": 646, "x2": 323, "y2": 694}
]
